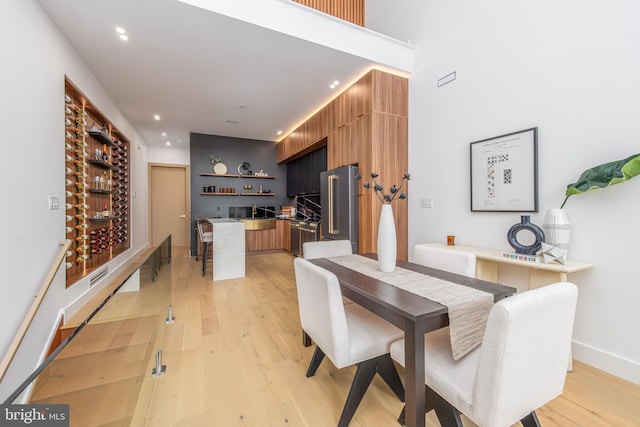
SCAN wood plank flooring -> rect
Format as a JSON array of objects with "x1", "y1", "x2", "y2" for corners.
[{"x1": 30, "y1": 248, "x2": 640, "y2": 426}]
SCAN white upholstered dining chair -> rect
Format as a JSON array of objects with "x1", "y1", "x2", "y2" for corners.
[
  {"x1": 390, "y1": 282, "x2": 578, "y2": 427},
  {"x1": 303, "y1": 239, "x2": 353, "y2": 259},
  {"x1": 293, "y1": 257, "x2": 405, "y2": 427},
  {"x1": 412, "y1": 244, "x2": 476, "y2": 277}
]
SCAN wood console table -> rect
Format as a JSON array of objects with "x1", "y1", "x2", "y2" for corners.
[{"x1": 419, "y1": 243, "x2": 592, "y2": 290}]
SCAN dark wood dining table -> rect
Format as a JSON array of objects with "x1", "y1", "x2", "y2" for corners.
[{"x1": 307, "y1": 254, "x2": 516, "y2": 427}]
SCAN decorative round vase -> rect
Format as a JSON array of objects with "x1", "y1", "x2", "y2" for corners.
[
  {"x1": 542, "y1": 208, "x2": 571, "y2": 252},
  {"x1": 507, "y1": 215, "x2": 545, "y2": 255},
  {"x1": 377, "y1": 204, "x2": 397, "y2": 272},
  {"x1": 213, "y1": 163, "x2": 227, "y2": 174}
]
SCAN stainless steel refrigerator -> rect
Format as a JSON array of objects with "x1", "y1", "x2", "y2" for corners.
[{"x1": 320, "y1": 165, "x2": 359, "y2": 253}]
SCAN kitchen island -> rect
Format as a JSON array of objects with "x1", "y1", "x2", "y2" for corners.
[{"x1": 208, "y1": 218, "x2": 245, "y2": 281}]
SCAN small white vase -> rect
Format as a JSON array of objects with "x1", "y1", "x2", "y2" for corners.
[
  {"x1": 377, "y1": 204, "x2": 397, "y2": 272},
  {"x1": 542, "y1": 208, "x2": 571, "y2": 252}
]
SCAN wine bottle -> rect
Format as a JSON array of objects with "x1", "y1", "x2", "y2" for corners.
[
  {"x1": 66, "y1": 250, "x2": 73, "y2": 257},
  {"x1": 75, "y1": 192, "x2": 88, "y2": 199},
  {"x1": 65, "y1": 227, "x2": 73, "y2": 233},
  {"x1": 74, "y1": 160, "x2": 88, "y2": 168},
  {"x1": 75, "y1": 234, "x2": 89, "y2": 241},
  {"x1": 75, "y1": 213, "x2": 88, "y2": 220},
  {"x1": 65, "y1": 262, "x2": 73, "y2": 269},
  {"x1": 91, "y1": 247, "x2": 102, "y2": 255},
  {"x1": 75, "y1": 223, "x2": 89, "y2": 230},
  {"x1": 75, "y1": 181, "x2": 88, "y2": 189},
  {"x1": 76, "y1": 254, "x2": 89, "y2": 262},
  {"x1": 74, "y1": 171, "x2": 88, "y2": 178},
  {"x1": 76, "y1": 245, "x2": 89, "y2": 251},
  {"x1": 65, "y1": 142, "x2": 74, "y2": 151},
  {"x1": 65, "y1": 118, "x2": 73, "y2": 127},
  {"x1": 65, "y1": 167, "x2": 74, "y2": 175},
  {"x1": 65, "y1": 191, "x2": 73, "y2": 197},
  {"x1": 75, "y1": 149, "x2": 88, "y2": 158},
  {"x1": 65, "y1": 154, "x2": 73, "y2": 162},
  {"x1": 74, "y1": 203, "x2": 89, "y2": 210},
  {"x1": 65, "y1": 203, "x2": 73, "y2": 210},
  {"x1": 66, "y1": 215, "x2": 73, "y2": 222}
]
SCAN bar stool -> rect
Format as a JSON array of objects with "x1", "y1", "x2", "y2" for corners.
[{"x1": 197, "y1": 220, "x2": 213, "y2": 276}]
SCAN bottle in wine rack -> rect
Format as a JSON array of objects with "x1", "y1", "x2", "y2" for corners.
[
  {"x1": 76, "y1": 245, "x2": 89, "y2": 252},
  {"x1": 66, "y1": 250, "x2": 73, "y2": 257},
  {"x1": 75, "y1": 223, "x2": 89, "y2": 230},
  {"x1": 65, "y1": 203, "x2": 73, "y2": 210},
  {"x1": 76, "y1": 254, "x2": 89, "y2": 262},
  {"x1": 65, "y1": 167, "x2": 74, "y2": 175},
  {"x1": 74, "y1": 160, "x2": 89, "y2": 168},
  {"x1": 75, "y1": 192, "x2": 88, "y2": 199},
  {"x1": 66, "y1": 215, "x2": 73, "y2": 222},
  {"x1": 65, "y1": 191, "x2": 73, "y2": 197},
  {"x1": 65, "y1": 262, "x2": 73, "y2": 269},
  {"x1": 65, "y1": 227, "x2": 73, "y2": 233},
  {"x1": 65, "y1": 118, "x2": 73, "y2": 127},
  {"x1": 65, "y1": 142, "x2": 74, "y2": 151},
  {"x1": 75, "y1": 149, "x2": 88, "y2": 158},
  {"x1": 91, "y1": 247, "x2": 102, "y2": 255},
  {"x1": 75, "y1": 203, "x2": 89, "y2": 210},
  {"x1": 65, "y1": 154, "x2": 73, "y2": 162},
  {"x1": 75, "y1": 181, "x2": 88, "y2": 189},
  {"x1": 65, "y1": 179, "x2": 73, "y2": 186},
  {"x1": 75, "y1": 213, "x2": 88, "y2": 220},
  {"x1": 75, "y1": 234, "x2": 89, "y2": 241},
  {"x1": 74, "y1": 171, "x2": 88, "y2": 178}
]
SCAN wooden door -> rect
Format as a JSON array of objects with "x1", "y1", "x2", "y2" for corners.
[{"x1": 149, "y1": 164, "x2": 190, "y2": 247}]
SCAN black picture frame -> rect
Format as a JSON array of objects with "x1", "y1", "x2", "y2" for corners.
[{"x1": 470, "y1": 127, "x2": 538, "y2": 212}]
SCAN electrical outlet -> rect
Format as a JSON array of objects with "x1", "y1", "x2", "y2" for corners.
[
  {"x1": 420, "y1": 197, "x2": 433, "y2": 208},
  {"x1": 49, "y1": 195, "x2": 60, "y2": 210}
]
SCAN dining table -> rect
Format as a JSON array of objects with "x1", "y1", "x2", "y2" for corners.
[{"x1": 307, "y1": 254, "x2": 516, "y2": 427}]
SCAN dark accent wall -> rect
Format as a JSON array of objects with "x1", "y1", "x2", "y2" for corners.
[{"x1": 190, "y1": 133, "x2": 291, "y2": 254}]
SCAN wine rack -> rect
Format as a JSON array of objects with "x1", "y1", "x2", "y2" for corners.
[{"x1": 64, "y1": 78, "x2": 130, "y2": 287}]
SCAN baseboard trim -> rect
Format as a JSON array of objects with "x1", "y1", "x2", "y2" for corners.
[{"x1": 572, "y1": 340, "x2": 640, "y2": 385}]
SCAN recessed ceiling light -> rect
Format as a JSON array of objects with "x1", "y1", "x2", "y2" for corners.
[
  {"x1": 161, "y1": 132, "x2": 167, "y2": 137},
  {"x1": 119, "y1": 34, "x2": 129, "y2": 41},
  {"x1": 333, "y1": 80, "x2": 340, "y2": 85},
  {"x1": 276, "y1": 130, "x2": 283, "y2": 136},
  {"x1": 116, "y1": 27, "x2": 126, "y2": 34},
  {"x1": 154, "y1": 115, "x2": 160, "y2": 121},
  {"x1": 166, "y1": 142, "x2": 171, "y2": 146}
]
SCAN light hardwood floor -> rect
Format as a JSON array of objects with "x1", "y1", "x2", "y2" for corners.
[{"x1": 31, "y1": 249, "x2": 640, "y2": 426}]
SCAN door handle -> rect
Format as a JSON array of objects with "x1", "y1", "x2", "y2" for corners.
[{"x1": 179, "y1": 214, "x2": 186, "y2": 218}]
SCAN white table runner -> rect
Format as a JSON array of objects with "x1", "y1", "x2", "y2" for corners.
[{"x1": 328, "y1": 254, "x2": 494, "y2": 360}]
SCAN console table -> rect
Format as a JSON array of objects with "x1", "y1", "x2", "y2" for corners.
[{"x1": 418, "y1": 243, "x2": 592, "y2": 290}]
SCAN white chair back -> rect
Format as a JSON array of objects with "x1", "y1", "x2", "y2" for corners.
[
  {"x1": 303, "y1": 240, "x2": 353, "y2": 259},
  {"x1": 413, "y1": 244, "x2": 476, "y2": 277},
  {"x1": 472, "y1": 282, "x2": 578, "y2": 427},
  {"x1": 293, "y1": 258, "x2": 351, "y2": 367}
]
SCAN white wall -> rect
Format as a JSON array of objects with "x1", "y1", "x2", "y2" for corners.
[
  {"x1": 405, "y1": 0, "x2": 640, "y2": 383},
  {"x1": 0, "y1": 0, "x2": 149, "y2": 399},
  {"x1": 147, "y1": 144, "x2": 191, "y2": 165}
]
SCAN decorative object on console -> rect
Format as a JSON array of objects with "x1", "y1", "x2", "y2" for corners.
[
  {"x1": 543, "y1": 208, "x2": 571, "y2": 253},
  {"x1": 357, "y1": 172, "x2": 411, "y2": 272},
  {"x1": 561, "y1": 153, "x2": 640, "y2": 208},
  {"x1": 507, "y1": 215, "x2": 545, "y2": 255},
  {"x1": 540, "y1": 242, "x2": 568, "y2": 265},
  {"x1": 254, "y1": 170, "x2": 269, "y2": 176}
]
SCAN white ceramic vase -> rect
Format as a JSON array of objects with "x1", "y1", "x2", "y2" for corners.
[
  {"x1": 542, "y1": 208, "x2": 571, "y2": 252},
  {"x1": 377, "y1": 204, "x2": 397, "y2": 272}
]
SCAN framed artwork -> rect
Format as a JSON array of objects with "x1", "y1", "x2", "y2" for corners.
[{"x1": 470, "y1": 127, "x2": 538, "y2": 212}]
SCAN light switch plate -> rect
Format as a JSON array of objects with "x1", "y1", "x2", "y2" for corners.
[
  {"x1": 420, "y1": 197, "x2": 433, "y2": 208},
  {"x1": 49, "y1": 195, "x2": 60, "y2": 210}
]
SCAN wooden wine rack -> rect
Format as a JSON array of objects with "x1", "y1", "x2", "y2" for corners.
[{"x1": 64, "y1": 78, "x2": 130, "y2": 287}]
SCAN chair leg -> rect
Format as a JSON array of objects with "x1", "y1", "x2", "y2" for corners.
[
  {"x1": 202, "y1": 242, "x2": 208, "y2": 277},
  {"x1": 338, "y1": 359, "x2": 377, "y2": 427},
  {"x1": 376, "y1": 354, "x2": 405, "y2": 402},
  {"x1": 306, "y1": 346, "x2": 325, "y2": 377},
  {"x1": 521, "y1": 411, "x2": 542, "y2": 427},
  {"x1": 396, "y1": 386, "x2": 462, "y2": 427}
]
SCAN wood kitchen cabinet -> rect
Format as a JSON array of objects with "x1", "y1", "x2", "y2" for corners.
[
  {"x1": 277, "y1": 69, "x2": 408, "y2": 260},
  {"x1": 245, "y1": 220, "x2": 290, "y2": 252}
]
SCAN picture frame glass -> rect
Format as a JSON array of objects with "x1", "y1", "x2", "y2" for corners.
[{"x1": 470, "y1": 127, "x2": 538, "y2": 212}]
